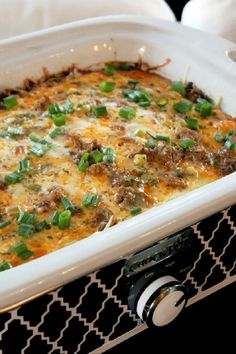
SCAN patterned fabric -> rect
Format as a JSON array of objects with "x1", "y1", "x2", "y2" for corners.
[{"x1": 0, "y1": 205, "x2": 235, "y2": 354}]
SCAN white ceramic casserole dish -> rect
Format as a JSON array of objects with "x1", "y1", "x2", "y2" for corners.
[{"x1": 0, "y1": 15, "x2": 235, "y2": 312}]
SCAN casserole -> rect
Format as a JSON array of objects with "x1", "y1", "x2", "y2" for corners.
[{"x1": 0, "y1": 15, "x2": 235, "y2": 313}]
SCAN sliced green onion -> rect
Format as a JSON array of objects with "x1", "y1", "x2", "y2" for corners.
[
  {"x1": 195, "y1": 98, "x2": 212, "y2": 117},
  {"x1": 18, "y1": 223, "x2": 35, "y2": 237},
  {"x1": 100, "y1": 81, "x2": 116, "y2": 92},
  {"x1": 224, "y1": 139, "x2": 235, "y2": 150},
  {"x1": 0, "y1": 131, "x2": 8, "y2": 137},
  {"x1": 6, "y1": 206, "x2": 20, "y2": 218},
  {"x1": 5, "y1": 171, "x2": 23, "y2": 184},
  {"x1": 49, "y1": 127, "x2": 65, "y2": 139},
  {"x1": 178, "y1": 139, "x2": 196, "y2": 149},
  {"x1": 91, "y1": 149, "x2": 103, "y2": 163},
  {"x1": 130, "y1": 207, "x2": 142, "y2": 216},
  {"x1": 12, "y1": 241, "x2": 34, "y2": 259},
  {"x1": 18, "y1": 158, "x2": 30, "y2": 174},
  {"x1": 3, "y1": 95, "x2": 17, "y2": 109},
  {"x1": 156, "y1": 97, "x2": 169, "y2": 110},
  {"x1": 171, "y1": 81, "x2": 186, "y2": 97},
  {"x1": 65, "y1": 98, "x2": 74, "y2": 113},
  {"x1": 82, "y1": 193, "x2": 99, "y2": 207},
  {"x1": 119, "y1": 107, "x2": 136, "y2": 119},
  {"x1": 187, "y1": 117, "x2": 199, "y2": 130},
  {"x1": 48, "y1": 103, "x2": 65, "y2": 115},
  {"x1": 30, "y1": 143, "x2": 49, "y2": 157},
  {"x1": 58, "y1": 210, "x2": 71, "y2": 229},
  {"x1": 78, "y1": 152, "x2": 90, "y2": 172},
  {"x1": 51, "y1": 211, "x2": 60, "y2": 225},
  {"x1": 29, "y1": 132, "x2": 40, "y2": 142},
  {"x1": 17, "y1": 212, "x2": 37, "y2": 225},
  {"x1": 35, "y1": 220, "x2": 50, "y2": 232},
  {"x1": 52, "y1": 113, "x2": 66, "y2": 126},
  {"x1": 61, "y1": 197, "x2": 74, "y2": 211},
  {"x1": 7, "y1": 126, "x2": 24, "y2": 136},
  {"x1": 173, "y1": 100, "x2": 192, "y2": 114},
  {"x1": 145, "y1": 138, "x2": 156, "y2": 149},
  {"x1": 104, "y1": 65, "x2": 116, "y2": 76},
  {"x1": 102, "y1": 147, "x2": 116, "y2": 163},
  {"x1": 154, "y1": 135, "x2": 170, "y2": 143},
  {"x1": 93, "y1": 105, "x2": 108, "y2": 117},
  {"x1": 0, "y1": 220, "x2": 11, "y2": 228},
  {"x1": 139, "y1": 101, "x2": 151, "y2": 108},
  {"x1": 0, "y1": 261, "x2": 12, "y2": 271},
  {"x1": 214, "y1": 131, "x2": 224, "y2": 143}
]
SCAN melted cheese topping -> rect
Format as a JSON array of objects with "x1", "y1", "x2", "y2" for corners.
[{"x1": 0, "y1": 64, "x2": 235, "y2": 268}]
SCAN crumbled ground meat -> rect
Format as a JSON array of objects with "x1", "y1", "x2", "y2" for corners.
[
  {"x1": 185, "y1": 82, "x2": 212, "y2": 103},
  {"x1": 139, "y1": 143, "x2": 184, "y2": 167},
  {"x1": 93, "y1": 207, "x2": 117, "y2": 231},
  {"x1": 88, "y1": 162, "x2": 109, "y2": 175},
  {"x1": 46, "y1": 186, "x2": 65, "y2": 202},
  {"x1": 33, "y1": 96, "x2": 51, "y2": 111},
  {"x1": 109, "y1": 169, "x2": 142, "y2": 188},
  {"x1": 161, "y1": 174, "x2": 188, "y2": 189},
  {"x1": 114, "y1": 186, "x2": 144, "y2": 208},
  {"x1": 36, "y1": 186, "x2": 65, "y2": 213},
  {"x1": 184, "y1": 146, "x2": 212, "y2": 164},
  {"x1": 212, "y1": 149, "x2": 236, "y2": 174},
  {"x1": 176, "y1": 127, "x2": 202, "y2": 142},
  {"x1": 0, "y1": 181, "x2": 7, "y2": 190}
]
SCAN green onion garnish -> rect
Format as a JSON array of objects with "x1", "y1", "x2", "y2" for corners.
[
  {"x1": 147, "y1": 133, "x2": 170, "y2": 144},
  {"x1": 49, "y1": 127, "x2": 65, "y2": 139},
  {"x1": 12, "y1": 241, "x2": 34, "y2": 260},
  {"x1": 187, "y1": 117, "x2": 199, "y2": 130},
  {"x1": 102, "y1": 147, "x2": 116, "y2": 163},
  {"x1": 195, "y1": 98, "x2": 212, "y2": 117},
  {"x1": 178, "y1": 139, "x2": 196, "y2": 149},
  {"x1": 130, "y1": 207, "x2": 142, "y2": 216},
  {"x1": 119, "y1": 107, "x2": 136, "y2": 119},
  {"x1": 5, "y1": 171, "x2": 23, "y2": 184},
  {"x1": 30, "y1": 142, "x2": 49, "y2": 157},
  {"x1": 48, "y1": 103, "x2": 65, "y2": 115},
  {"x1": 214, "y1": 131, "x2": 224, "y2": 143},
  {"x1": 0, "y1": 131, "x2": 8, "y2": 138},
  {"x1": 0, "y1": 220, "x2": 11, "y2": 228},
  {"x1": 17, "y1": 212, "x2": 36, "y2": 225},
  {"x1": 7, "y1": 126, "x2": 24, "y2": 136},
  {"x1": 58, "y1": 210, "x2": 71, "y2": 229},
  {"x1": 145, "y1": 139, "x2": 156, "y2": 149},
  {"x1": 52, "y1": 113, "x2": 66, "y2": 126},
  {"x1": 3, "y1": 95, "x2": 17, "y2": 109},
  {"x1": 93, "y1": 105, "x2": 108, "y2": 117},
  {"x1": 0, "y1": 261, "x2": 12, "y2": 271},
  {"x1": 29, "y1": 132, "x2": 40, "y2": 142},
  {"x1": 51, "y1": 211, "x2": 60, "y2": 225},
  {"x1": 104, "y1": 65, "x2": 116, "y2": 76},
  {"x1": 61, "y1": 197, "x2": 74, "y2": 211},
  {"x1": 100, "y1": 81, "x2": 116, "y2": 92},
  {"x1": 35, "y1": 220, "x2": 50, "y2": 232},
  {"x1": 139, "y1": 101, "x2": 151, "y2": 108},
  {"x1": 91, "y1": 149, "x2": 103, "y2": 163},
  {"x1": 65, "y1": 98, "x2": 74, "y2": 113},
  {"x1": 171, "y1": 81, "x2": 186, "y2": 97},
  {"x1": 154, "y1": 135, "x2": 170, "y2": 143},
  {"x1": 18, "y1": 158, "x2": 30, "y2": 174},
  {"x1": 224, "y1": 139, "x2": 235, "y2": 150},
  {"x1": 173, "y1": 100, "x2": 192, "y2": 114},
  {"x1": 78, "y1": 152, "x2": 90, "y2": 172},
  {"x1": 116, "y1": 63, "x2": 133, "y2": 71},
  {"x1": 18, "y1": 223, "x2": 35, "y2": 237},
  {"x1": 82, "y1": 193, "x2": 99, "y2": 207}
]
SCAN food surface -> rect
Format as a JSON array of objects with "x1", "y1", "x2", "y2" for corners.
[{"x1": 0, "y1": 62, "x2": 235, "y2": 270}]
